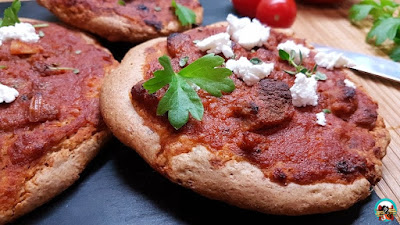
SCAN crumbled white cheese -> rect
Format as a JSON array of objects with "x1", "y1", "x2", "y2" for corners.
[
  {"x1": 0, "y1": 22, "x2": 40, "y2": 46},
  {"x1": 226, "y1": 57, "x2": 274, "y2": 86},
  {"x1": 0, "y1": 83, "x2": 19, "y2": 103},
  {"x1": 316, "y1": 112, "x2": 327, "y2": 126},
  {"x1": 344, "y1": 79, "x2": 356, "y2": 89},
  {"x1": 290, "y1": 73, "x2": 318, "y2": 107},
  {"x1": 314, "y1": 52, "x2": 353, "y2": 70},
  {"x1": 277, "y1": 40, "x2": 310, "y2": 64},
  {"x1": 226, "y1": 14, "x2": 270, "y2": 50},
  {"x1": 196, "y1": 32, "x2": 234, "y2": 58}
]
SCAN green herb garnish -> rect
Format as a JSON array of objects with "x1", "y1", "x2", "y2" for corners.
[
  {"x1": 250, "y1": 57, "x2": 262, "y2": 65},
  {"x1": 179, "y1": 56, "x2": 189, "y2": 67},
  {"x1": 47, "y1": 66, "x2": 80, "y2": 74},
  {"x1": 279, "y1": 49, "x2": 326, "y2": 80},
  {"x1": 0, "y1": 65, "x2": 7, "y2": 69},
  {"x1": 33, "y1": 23, "x2": 49, "y2": 28},
  {"x1": 171, "y1": 0, "x2": 196, "y2": 26},
  {"x1": 323, "y1": 109, "x2": 332, "y2": 114},
  {"x1": 154, "y1": 6, "x2": 162, "y2": 12},
  {"x1": 0, "y1": 0, "x2": 21, "y2": 27},
  {"x1": 118, "y1": 0, "x2": 126, "y2": 6},
  {"x1": 38, "y1": 31, "x2": 45, "y2": 38},
  {"x1": 143, "y1": 54, "x2": 235, "y2": 129},
  {"x1": 349, "y1": 0, "x2": 400, "y2": 61}
]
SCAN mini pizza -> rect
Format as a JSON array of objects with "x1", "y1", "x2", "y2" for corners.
[
  {"x1": 0, "y1": 6, "x2": 118, "y2": 222},
  {"x1": 100, "y1": 14, "x2": 390, "y2": 215},
  {"x1": 37, "y1": 0, "x2": 204, "y2": 43}
]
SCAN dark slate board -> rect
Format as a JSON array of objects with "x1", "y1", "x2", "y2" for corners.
[{"x1": 2, "y1": 1, "x2": 398, "y2": 224}]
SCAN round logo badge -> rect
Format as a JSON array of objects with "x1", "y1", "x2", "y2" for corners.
[{"x1": 375, "y1": 198, "x2": 397, "y2": 222}]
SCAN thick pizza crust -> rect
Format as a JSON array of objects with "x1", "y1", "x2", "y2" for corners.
[
  {"x1": 0, "y1": 19, "x2": 118, "y2": 223},
  {"x1": 100, "y1": 27, "x2": 390, "y2": 215},
  {"x1": 0, "y1": 131, "x2": 109, "y2": 224},
  {"x1": 37, "y1": 0, "x2": 204, "y2": 43}
]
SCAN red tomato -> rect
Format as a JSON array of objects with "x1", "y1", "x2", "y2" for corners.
[
  {"x1": 231, "y1": 0, "x2": 261, "y2": 18},
  {"x1": 256, "y1": 0, "x2": 297, "y2": 28},
  {"x1": 300, "y1": 0, "x2": 344, "y2": 3}
]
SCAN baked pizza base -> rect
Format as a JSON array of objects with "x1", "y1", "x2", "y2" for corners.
[
  {"x1": 37, "y1": 0, "x2": 204, "y2": 43},
  {"x1": 0, "y1": 18, "x2": 118, "y2": 223},
  {"x1": 100, "y1": 30, "x2": 390, "y2": 215}
]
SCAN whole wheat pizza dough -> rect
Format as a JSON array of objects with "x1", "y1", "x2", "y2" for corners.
[
  {"x1": 0, "y1": 18, "x2": 118, "y2": 223},
  {"x1": 37, "y1": 0, "x2": 204, "y2": 43},
  {"x1": 100, "y1": 17, "x2": 390, "y2": 215}
]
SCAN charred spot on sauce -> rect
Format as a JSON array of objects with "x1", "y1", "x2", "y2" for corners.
[
  {"x1": 144, "y1": 20, "x2": 163, "y2": 32},
  {"x1": 272, "y1": 168, "x2": 288, "y2": 185},
  {"x1": 137, "y1": 4, "x2": 148, "y2": 11}
]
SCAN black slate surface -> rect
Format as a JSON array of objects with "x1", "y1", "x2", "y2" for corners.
[{"x1": 2, "y1": 1, "x2": 399, "y2": 224}]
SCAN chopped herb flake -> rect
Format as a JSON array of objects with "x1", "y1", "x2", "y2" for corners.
[
  {"x1": 250, "y1": 57, "x2": 262, "y2": 65},
  {"x1": 179, "y1": 56, "x2": 189, "y2": 67},
  {"x1": 118, "y1": 0, "x2": 126, "y2": 6},
  {"x1": 154, "y1": 6, "x2": 162, "y2": 12},
  {"x1": 33, "y1": 23, "x2": 49, "y2": 28},
  {"x1": 323, "y1": 109, "x2": 331, "y2": 114},
  {"x1": 38, "y1": 31, "x2": 45, "y2": 37}
]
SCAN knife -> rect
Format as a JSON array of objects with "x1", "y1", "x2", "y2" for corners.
[{"x1": 313, "y1": 44, "x2": 400, "y2": 83}]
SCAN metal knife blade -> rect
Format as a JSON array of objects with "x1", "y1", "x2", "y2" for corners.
[{"x1": 313, "y1": 44, "x2": 400, "y2": 83}]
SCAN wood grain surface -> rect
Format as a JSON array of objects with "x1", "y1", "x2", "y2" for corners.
[
  {"x1": 0, "y1": 0, "x2": 398, "y2": 220},
  {"x1": 293, "y1": 0, "x2": 400, "y2": 221}
]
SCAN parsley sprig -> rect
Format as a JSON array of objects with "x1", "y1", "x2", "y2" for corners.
[
  {"x1": 0, "y1": 0, "x2": 21, "y2": 27},
  {"x1": 171, "y1": 0, "x2": 196, "y2": 26},
  {"x1": 143, "y1": 54, "x2": 235, "y2": 129},
  {"x1": 349, "y1": 0, "x2": 400, "y2": 61},
  {"x1": 279, "y1": 49, "x2": 327, "y2": 81}
]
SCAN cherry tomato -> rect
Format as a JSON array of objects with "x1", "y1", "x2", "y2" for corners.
[
  {"x1": 256, "y1": 0, "x2": 297, "y2": 28},
  {"x1": 231, "y1": 0, "x2": 261, "y2": 18},
  {"x1": 300, "y1": 0, "x2": 344, "y2": 3}
]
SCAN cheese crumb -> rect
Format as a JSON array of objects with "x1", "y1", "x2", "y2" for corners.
[
  {"x1": 226, "y1": 14, "x2": 270, "y2": 50},
  {"x1": 0, "y1": 22, "x2": 40, "y2": 46},
  {"x1": 277, "y1": 40, "x2": 310, "y2": 64},
  {"x1": 344, "y1": 79, "x2": 356, "y2": 89},
  {"x1": 226, "y1": 57, "x2": 274, "y2": 86},
  {"x1": 314, "y1": 52, "x2": 353, "y2": 70},
  {"x1": 196, "y1": 32, "x2": 234, "y2": 58},
  {"x1": 0, "y1": 83, "x2": 19, "y2": 103},
  {"x1": 290, "y1": 73, "x2": 318, "y2": 107},
  {"x1": 316, "y1": 112, "x2": 327, "y2": 126}
]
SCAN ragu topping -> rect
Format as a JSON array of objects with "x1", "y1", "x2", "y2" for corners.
[
  {"x1": 131, "y1": 25, "x2": 382, "y2": 186},
  {"x1": 0, "y1": 22, "x2": 114, "y2": 164},
  {"x1": 56, "y1": 0, "x2": 200, "y2": 31}
]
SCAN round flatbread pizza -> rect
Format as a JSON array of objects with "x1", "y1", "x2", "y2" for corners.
[
  {"x1": 37, "y1": 0, "x2": 204, "y2": 43},
  {"x1": 0, "y1": 18, "x2": 118, "y2": 223},
  {"x1": 100, "y1": 14, "x2": 390, "y2": 215}
]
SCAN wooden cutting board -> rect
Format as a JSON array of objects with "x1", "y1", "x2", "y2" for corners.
[{"x1": 293, "y1": 0, "x2": 400, "y2": 221}]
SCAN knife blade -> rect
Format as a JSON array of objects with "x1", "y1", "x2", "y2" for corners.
[{"x1": 313, "y1": 44, "x2": 400, "y2": 83}]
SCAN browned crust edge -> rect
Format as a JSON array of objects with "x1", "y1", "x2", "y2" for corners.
[
  {"x1": 0, "y1": 18, "x2": 118, "y2": 224},
  {"x1": 36, "y1": 0, "x2": 204, "y2": 43},
  {"x1": 100, "y1": 24, "x2": 390, "y2": 215}
]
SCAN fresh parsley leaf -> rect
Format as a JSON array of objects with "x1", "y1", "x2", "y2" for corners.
[
  {"x1": 180, "y1": 54, "x2": 235, "y2": 97},
  {"x1": 143, "y1": 54, "x2": 234, "y2": 129},
  {"x1": 118, "y1": 0, "x2": 126, "y2": 6},
  {"x1": 314, "y1": 72, "x2": 327, "y2": 81},
  {"x1": 279, "y1": 49, "x2": 290, "y2": 61},
  {"x1": 171, "y1": 0, "x2": 196, "y2": 26},
  {"x1": 179, "y1": 56, "x2": 189, "y2": 67},
  {"x1": 390, "y1": 45, "x2": 400, "y2": 61},
  {"x1": 143, "y1": 56, "x2": 174, "y2": 93},
  {"x1": 157, "y1": 74, "x2": 203, "y2": 129},
  {"x1": 250, "y1": 57, "x2": 262, "y2": 65},
  {"x1": 367, "y1": 17, "x2": 400, "y2": 45},
  {"x1": 349, "y1": 4, "x2": 375, "y2": 21},
  {"x1": 0, "y1": 0, "x2": 21, "y2": 27}
]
